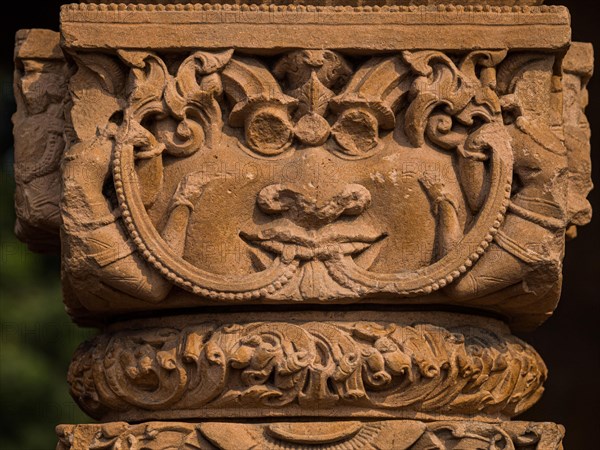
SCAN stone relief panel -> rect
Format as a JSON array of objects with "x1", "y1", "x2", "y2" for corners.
[
  {"x1": 562, "y1": 42, "x2": 594, "y2": 239},
  {"x1": 41, "y1": 44, "x2": 589, "y2": 329},
  {"x1": 39, "y1": 44, "x2": 588, "y2": 326},
  {"x1": 57, "y1": 420, "x2": 565, "y2": 450},
  {"x1": 13, "y1": 29, "x2": 67, "y2": 252}
]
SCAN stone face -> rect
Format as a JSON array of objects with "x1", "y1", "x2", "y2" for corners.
[
  {"x1": 10, "y1": 1, "x2": 592, "y2": 449},
  {"x1": 563, "y1": 42, "x2": 594, "y2": 238}
]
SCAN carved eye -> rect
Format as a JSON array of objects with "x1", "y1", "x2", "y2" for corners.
[
  {"x1": 331, "y1": 108, "x2": 380, "y2": 158},
  {"x1": 244, "y1": 105, "x2": 293, "y2": 156}
]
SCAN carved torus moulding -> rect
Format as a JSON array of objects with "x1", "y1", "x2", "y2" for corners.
[
  {"x1": 67, "y1": 312, "x2": 546, "y2": 422},
  {"x1": 12, "y1": 1, "x2": 592, "y2": 448}
]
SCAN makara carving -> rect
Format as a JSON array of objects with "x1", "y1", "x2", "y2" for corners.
[{"x1": 11, "y1": 2, "x2": 592, "y2": 449}]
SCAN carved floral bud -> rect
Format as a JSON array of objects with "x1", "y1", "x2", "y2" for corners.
[{"x1": 294, "y1": 112, "x2": 330, "y2": 146}]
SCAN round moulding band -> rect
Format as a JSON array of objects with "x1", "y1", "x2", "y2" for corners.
[
  {"x1": 57, "y1": 420, "x2": 565, "y2": 450},
  {"x1": 68, "y1": 311, "x2": 547, "y2": 422}
]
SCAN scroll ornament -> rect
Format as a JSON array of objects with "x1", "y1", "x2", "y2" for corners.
[{"x1": 68, "y1": 321, "x2": 546, "y2": 421}]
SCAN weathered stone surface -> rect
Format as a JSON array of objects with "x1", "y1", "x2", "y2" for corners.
[
  {"x1": 13, "y1": 29, "x2": 66, "y2": 252},
  {"x1": 61, "y1": 3, "x2": 571, "y2": 52},
  {"x1": 9, "y1": 1, "x2": 592, "y2": 448},
  {"x1": 12, "y1": 5, "x2": 590, "y2": 331},
  {"x1": 56, "y1": 420, "x2": 565, "y2": 450},
  {"x1": 563, "y1": 42, "x2": 594, "y2": 238}
]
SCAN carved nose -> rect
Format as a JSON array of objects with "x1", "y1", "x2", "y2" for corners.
[{"x1": 257, "y1": 183, "x2": 371, "y2": 226}]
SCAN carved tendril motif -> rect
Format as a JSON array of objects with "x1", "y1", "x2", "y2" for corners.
[
  {"x1": 119, "y1": 49, "x2": 233, "y2": 157},
  {"x1": 69, "y1": 321, "x2": 546, "y2": 421},
  {"x1": 112, "y1": 50, "x2": 301, "y2": 300}
]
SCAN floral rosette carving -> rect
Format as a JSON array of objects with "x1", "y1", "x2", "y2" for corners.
[{"x1": 69, "y1": 320, "x2": 546, "y2": 421}]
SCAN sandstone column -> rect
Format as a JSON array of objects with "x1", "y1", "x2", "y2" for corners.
[{"x1": 12, "y1": 2, "x2": 593, "y2": 449}]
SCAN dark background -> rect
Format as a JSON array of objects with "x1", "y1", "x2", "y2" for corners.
[{"x1": 0, "y1": 1, "x2": 598, "y2": 449}]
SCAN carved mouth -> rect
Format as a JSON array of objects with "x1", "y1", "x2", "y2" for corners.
[{"x1": 240, "y1": 225, "x2": 387, "y2": 264}]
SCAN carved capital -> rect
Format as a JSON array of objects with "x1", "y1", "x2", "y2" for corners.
[{"x1": 10, "y1": 3, "x2": 594, "y2": 446}]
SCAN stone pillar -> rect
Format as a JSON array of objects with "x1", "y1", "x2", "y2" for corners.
[{"x1": 12, "y1": 2, "x2": 593, "y2": 449}]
